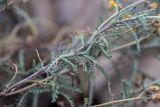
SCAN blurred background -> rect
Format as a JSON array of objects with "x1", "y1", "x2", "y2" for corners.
[{"x1": 0, "y1": 0, "x2": 160, "y2": 107}]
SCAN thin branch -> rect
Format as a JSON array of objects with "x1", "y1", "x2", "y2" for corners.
[
  {"x1": 1, "y1": 64, "x2": 18, "y2": 95},
  {"x1": 111, "y1": 33, "x2": 152, "y2": 52},
  {"x1": 3, "y1": 76, "x2": 53, "y2": 96},
  {"x1": 36, "y1": 49, "x2": 44, "y2": 68},
  {"x1": 100, "y1": 0, "x2": 146, "y2": 32},
  {"x1": 91, "y1": 90, "x2": 147, "y2": 107},
  {"x1": 1, "y1": 68, "x2": 69, "y2": 96}
]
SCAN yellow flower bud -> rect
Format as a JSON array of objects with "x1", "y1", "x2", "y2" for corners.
[
  {"x1": 122, "y1": 14, "x2": 132, "y2": 20},
  {"x1": 109, "y1": 0, "x2": 117, "y2": 9}
]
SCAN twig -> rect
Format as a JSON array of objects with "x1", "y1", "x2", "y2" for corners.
[
  {"x1": 3, "y1": 76, "x2": 53, "y2": 96},
  {"x1": 8, "y1": 64, "x2": 18, "y2": 86},
  {"x1": 100, "y1": 0, "x2": 146, "y2": 32},
  {"x1": 1, "y1": 64, "x2": 18, "y2": 95},
  {"x1": 111, "y1": 33, "x2": 152, "y2": 52},
  {"x1": 36, "y1": 49, "x2": 44, "y2": 68},
  {"x1": 1, "y1": 68, "x2": 70, "y2": 96},
  {"x1": 91, "y1": 90, "x2": 147, "y2": 107}
]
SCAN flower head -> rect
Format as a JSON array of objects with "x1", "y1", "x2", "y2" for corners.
[{"x1": 109, "y1": 0, "x2": 117, "y2": 9}]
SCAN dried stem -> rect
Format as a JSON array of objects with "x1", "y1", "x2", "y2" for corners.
[{"x1": 91, "y1": 90, "x2": 147, "y2": 107}]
